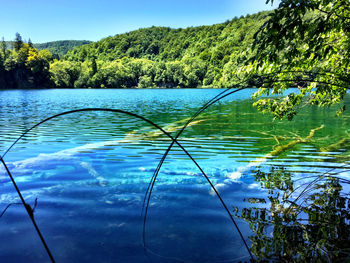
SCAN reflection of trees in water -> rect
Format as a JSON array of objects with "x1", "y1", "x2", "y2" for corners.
[{"x1": 234, "y1": 166, "x2": 350, "y2": 262}]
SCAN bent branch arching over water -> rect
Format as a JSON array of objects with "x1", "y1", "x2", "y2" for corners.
[
  {"x1": 0, "y1": 107, "x2": 252, "y2": 262},
  {"x1": 1, "y1": 71, "x2": 346, "y2": 262},
  {"x1": 142, "y1": 71, "x2": 350, "y2": 262}
]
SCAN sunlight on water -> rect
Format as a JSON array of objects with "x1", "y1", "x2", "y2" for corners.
[{"x1": 0, "y1": 89, "x2": 349, "y2": 262}]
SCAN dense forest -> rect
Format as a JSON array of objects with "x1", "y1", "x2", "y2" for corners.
[
  {"x1": 4, "y1": 40, "x2": 91, "y2": 58},
  {"x1": 0, "y1": 34, "x2": 52, "y2": 89},
  {"x1": 34, "y1": 40, "x2": 92, "y2": 58},
  {"x1": 0, "y1": 11, "x2": 269, "y2": 89}
]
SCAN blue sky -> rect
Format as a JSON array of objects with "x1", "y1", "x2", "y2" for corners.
[{"x1": 1, "y1": 0, "x2": 280, "y2": 43}]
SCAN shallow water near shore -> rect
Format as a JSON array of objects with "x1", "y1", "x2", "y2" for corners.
[{"x1": 0, "y1": 89, "x2": 349, "y2": 262}]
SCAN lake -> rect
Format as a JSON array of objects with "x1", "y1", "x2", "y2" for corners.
[{"x1": 0, "y1": 89, "x2": 349, "y2": 262}]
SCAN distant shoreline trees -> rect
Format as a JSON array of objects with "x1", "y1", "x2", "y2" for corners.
[
  {"x1": 0, "y1": 11, "x2": 269, "y2": 89},
  {"x1": 3, "y1": 1, "x2": 348, "y2": 119},
  {"x1": 0, "y1": 33, "x2": 53, "y2": 89}
]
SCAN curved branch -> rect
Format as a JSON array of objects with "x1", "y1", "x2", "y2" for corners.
[{"x1": 2, "y1": 108, "x2": 238, "y2": 262}]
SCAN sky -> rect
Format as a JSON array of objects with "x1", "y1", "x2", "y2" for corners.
[{"x1": 1, "y1": 0, "x2": 280, "y2": 43}]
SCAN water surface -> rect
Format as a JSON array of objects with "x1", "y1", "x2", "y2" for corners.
[{"x1": 0, "y1": 89, "x2": 349, "y2": 262}]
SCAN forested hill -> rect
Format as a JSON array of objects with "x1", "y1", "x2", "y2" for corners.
[
  {"x1": 53, "y1": 11, "x2": 269, "y2": 88},
  {"x1": 34, "y1": 40, "x2": 92, "y2": 58},
  {"x1": 4, "y1": 40, "x2": 91, "y2": 58},
  {"x1": 0, "y1": 11, "x2": 270, "y2": 89},
  {"x1": 65, "y1": 11, "x2": 267, "y2": 63}
]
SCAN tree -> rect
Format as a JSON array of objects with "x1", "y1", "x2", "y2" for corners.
[
  {"x1": 28, "y1": 38, "x2": 33, "y2": 48},
  {"x1": 50, "y1": 60, "x2": 81, "y2": 88},
  {"x1": 90, "y1": 56, "x2": 97, "y2": 76},
  {"x1": 0, "y1": 37, "x2": 6, "y2": 60},
  {"x1": 0, "y1": 38, "x2": 5, "y2": 69},
  {"x1": 13, "y1": 32, "x2": 23, "y2": 51},
  {"x1": 241, "y1": 0, "x2": 350, "y2": 120},
  {"x1": 15, "y1": 43, "x2": 29, "y2": 67},
  {"x1": 38, "y1": 49, "x2": 53, "y2": 63}
]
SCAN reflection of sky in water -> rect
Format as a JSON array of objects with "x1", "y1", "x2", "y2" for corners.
[
  {"x1": 0, "y1": 89, "x2": 349, "y2": 262},
  {"x1": 0, "y1": 141, "x2": 257, "y2": 262}
]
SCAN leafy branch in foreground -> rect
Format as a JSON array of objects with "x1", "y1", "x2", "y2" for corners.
[
  {"x1": 239, "y1": 0, "x2": 350, "y2": 120},
  {"x1": 235, "y1": 166, "x2": 350, "y2": 262}
]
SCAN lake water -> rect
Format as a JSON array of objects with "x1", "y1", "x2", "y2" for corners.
[{"x1": 0, "y1": 89, "x2": 349, "y2": 262}]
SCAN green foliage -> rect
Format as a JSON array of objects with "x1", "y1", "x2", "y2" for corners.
[
  {"x1": 239, "y1": 0, "x2": 350, "y2": 119},
  {"x1": 235, "y1": 166, "x2": 350, "y2": 262},
  {"x1": 50, "y1": 60, "x2": 81, "y2": 88},
  {"x1": 13, "y1": 32, "x2": 23, "y2": 52},
  {"x1": 54, "y1": 12, "x2": 269, "y2": 88},
  {"x1": 9, "y1": 4, "x2": 347, "y2": 93},
  {"x1": 34, "y1": 40, "x2": 92, "y2": 58},
  {"x1": 0, "y1": 12, "x2": 271, "y2": 89},
  {"x1": 0, "y1": 34, "x2": 53, "y2": 89}
]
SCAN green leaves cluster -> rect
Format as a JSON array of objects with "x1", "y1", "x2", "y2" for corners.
[
  {"x1": 240, "y1": 0, "x2": 350, "y2": 119},
  {"x1": 0, "y1": 34, "x2": 53, "y2": 89},
  {"x1": 50, "y1": 57, "x2": 209, "y2": 89},
  {"x1": 1, "y1": 13, "x2": 272, "y2": 89},
  {"x1": 50, "y1": 12, "x2": 269, "y2": 89},
  {"x1": 235, "y1": 166, "x2": 350, "y2": 262},
  {"x1": 4, "y1": 0, "x2": 348, "y2": 106},
  {"x1": 34, "y1": 40, "x2": 92, "y2": 59}
]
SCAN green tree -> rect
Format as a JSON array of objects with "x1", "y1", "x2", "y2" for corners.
[
  {"x1": 15, "y1": 43, "x2": 29, "y2": 67},
  {"x1": 0, "y1": 40, "x2": 4, "y2": 70},
  {"x1": 28, "y1": 38, "x2": 33, "y2": 48},
  {"x1": 242, "y1": 0, "x2": 350, "y2": 120},
  {"x1": 90, "y1": 56, "x2": 97, "y2": 76},
  {"x1": 0, "y1": 37, "x2": 7, "y2": 63},
  {"x1": 50, "y1": 60, "x2": 81, "y2": 88},
  {"x1": 62, "y1": 14, "x2": 269, "y2": 89},
  {"x1": 38, "y1": 49, "x2": 54, "y2": 63},
  {"x1": 13, "y1": 32, "x2": 23, "y2": 52}
]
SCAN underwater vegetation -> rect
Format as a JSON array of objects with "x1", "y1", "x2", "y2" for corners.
[{"x1": 0, "y1": 84, "x2": 349, "y2": 262}]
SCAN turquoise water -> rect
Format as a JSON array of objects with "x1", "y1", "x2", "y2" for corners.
[{"x1": 0, "y1": 89, "x2": 349, "y2": 262}]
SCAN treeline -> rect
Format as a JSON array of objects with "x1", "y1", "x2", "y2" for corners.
[
  {"x1": 50, "y1": 57, "x2": 208, "y2": 88},
  {"x1": 61, "y1": 11, "x2": 269, "y2": 88},
  {"x1": 0, "y1": 11, "x2": 269, "y2": 89},
  {"x1": 34, "y1": 40, "x2": 92, "y2": 58},
  {"x1": 0, "y1": 33, "x2": 53, "y2": 89}
]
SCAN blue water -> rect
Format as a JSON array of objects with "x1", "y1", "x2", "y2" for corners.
[{"x1": 0, "y1": 89, "x2": 349, "y2": 262}]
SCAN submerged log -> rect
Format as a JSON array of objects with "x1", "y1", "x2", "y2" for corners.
[
  {"x1": 228, "y1": 125, "x2": 325, "y2": 179},
  {"x1": 268, "y1": 125, "x2": 324, "y2": 157}
]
